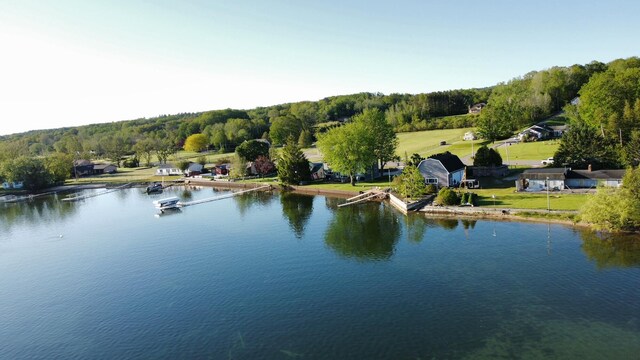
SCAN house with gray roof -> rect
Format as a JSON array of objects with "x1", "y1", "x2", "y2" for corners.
[
  {"x1": 417, "y1": 152, "x2": 465, "y2": 187},
  {"x1": 517, "y1": 166, "x2": 625, "y2": 191}
]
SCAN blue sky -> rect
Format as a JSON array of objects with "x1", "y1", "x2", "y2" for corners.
[{"x1": 0, "y1": 0, "x2": 638, "y2": 135}]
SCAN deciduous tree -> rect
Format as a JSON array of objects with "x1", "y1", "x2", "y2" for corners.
[
  {"x1": 393, "y1": 165, "x2": 426, "y2": 199},
  {"x1": 235, "y1": 140, "x2": 270, "y2": 161},
  {"x1": 317, "y1": 117, "x2": 376, "y2": 186},
  {"x1": 183, "y1": 133, "x2": 208, "y2": 152}
]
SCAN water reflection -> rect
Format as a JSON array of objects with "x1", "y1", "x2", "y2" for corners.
[
  {"x1": 233, "y1": 190, "x2": 274, "y2": 216},
  {"x1": 280, "y1": 193, "x2": 314, "y2": 239},
  {"x1": 431, "y1": 218, "x2": 459, "y2": 230},
  {"x1": 0, "y1": 194, "x2": 78, "y2": 231},
  {"x1": 405, "y1": 213, "x2": 428, "y2": 243},
  {"x1": 325, "y1": 203, "x2": 401, "y2": 261},
  {"x1": 579, "y1": 230, "x2": 640, "y2": 269}
]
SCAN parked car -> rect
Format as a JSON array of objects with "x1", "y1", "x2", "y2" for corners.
[{"x1": 541, "y1": 157, "x2": 554, "y2": 165}]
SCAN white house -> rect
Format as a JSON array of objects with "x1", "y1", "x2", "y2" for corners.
[
  {"x1": 155, "y1": 164, "x2": 183, "y2": 176},
  {"x1": 463, "y1": 131, "x2": 477, "y2": 141}
]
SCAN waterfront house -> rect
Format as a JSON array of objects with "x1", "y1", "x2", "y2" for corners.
[
  {"x1": 565, "y1": 166, "x2": 625, "y2": 189},
  {"x1": 517, "y1": 168, "x2": 567, "y2": 191},
  {"x1": 214, "y1": 164, "x2": 229, "y2": 175},
  {"x1": 155, "y1": 164, "x2": 183, "y2": 176},
  {"x1": 417, "y1": 152, "x2": 465, "y2": 187},
  {"x1": 185, "y1": 163, "x2": 204, "y2": 177},
  {"x1": 310, "y1": 163, "x2": 325, "y2": 180},
  {"x1": 72, "y1": 160, "x2": 94, "y2": 177},
  {"x1": 92, "y1": 163, "x2": 117, "y2": 175},
  {"x1": 517, "y1": 166, "x2": 625, "y2": 191}
]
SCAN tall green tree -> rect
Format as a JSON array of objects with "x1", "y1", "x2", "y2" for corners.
[
  {"x1": 355, "y1": 108, "x2": 398, "y2": 172},
  {"x1": 317, "y1": 119, "x2": 375, "y2": 186},
  {"x1": 102, "y1": 135, "x2": 128, "y2": 167},
  {"x1": 270, "y1": 115, "x2": 302, "y2": 146},
  {"x1": 277, "y1": 136, "x2": 311, "y2": 185},
  {"x1": 45, "y1": 153, "x2": 73, "y2": 184},
  {"x1": 133, "y1": 138, "x2": 155, "y2": 166},
  {"x1": 553, "y1": 123, "x2": 621, "y2": 169},
  {"x1": 155, "y1": 137, "x2": 174, "y2": 164},
  {"x1": 473, "y1": 145, "x2": 502, "y2": 166},
  {"x1": 210, "y1": 124, "x2": 227, "y2": 150},
  {"x1": 235, "y1": 140, "x2": 270, "y2": 161},
  {"x1": 578, "y1": 59, "x2": 640, "y2": 136}
]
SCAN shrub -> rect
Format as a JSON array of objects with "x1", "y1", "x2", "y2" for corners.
[
  {"x1": 463, "y1": 192, "x2": 477, "y2": 206},
  {"x1": 425, "y1": 184, "x2": 438, "y2": 194},
  {"x1": 123, "y1": 157, "x2": 139, "y2": 168},
  {"x1": 435, "y1": 187, "x2": 459, "y2": 206},
  {"x1": 460, "y1": 192, "x2": 468, "y2": 205}
]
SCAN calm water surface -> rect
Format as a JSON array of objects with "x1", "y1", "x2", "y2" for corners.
[{"x1": 1, "y1": 187, "x2": 639, "y2": 359}]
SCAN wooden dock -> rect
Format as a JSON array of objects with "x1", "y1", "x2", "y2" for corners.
[{"x1": 338, "y1": 188, "x2": 388, "y2": 207}]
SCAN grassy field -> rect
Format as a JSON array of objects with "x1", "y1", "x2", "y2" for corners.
[
  {"x1": 473, "y1": 188, "x2": 588, "y2": 211},
  {"x1": 495, "y1": 139, "x2": 560, "y2": 162},
  {"x1": 395, "y1": 127, "x2": 477, "y2": 158},
  {"x1": 65, "y1": 167, "x2": 159, "y2": 185}
]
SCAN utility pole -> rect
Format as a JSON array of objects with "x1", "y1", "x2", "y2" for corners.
[{"x1": 546, "y1": 176, "x2": 550, "y2": 212}]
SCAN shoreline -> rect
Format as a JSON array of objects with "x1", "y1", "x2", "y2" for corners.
[
  {"x1": 180, "y1": 178, "x2": 584, "y2": 227},
  {"x1": 15, "y1": 178, "x2": 585, "y2": 228}
]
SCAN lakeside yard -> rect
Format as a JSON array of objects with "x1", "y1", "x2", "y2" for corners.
[{"x1": 55, "y1": 125, "x2": 579, "y2": 212}]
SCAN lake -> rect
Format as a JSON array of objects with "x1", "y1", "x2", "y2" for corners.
[{"x1": 1, "y1": 186, "x2": 639, "y2": 359}]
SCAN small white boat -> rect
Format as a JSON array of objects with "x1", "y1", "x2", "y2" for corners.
[{"x1": 153, "y1": 196, "x2": 180, "y2": 210}]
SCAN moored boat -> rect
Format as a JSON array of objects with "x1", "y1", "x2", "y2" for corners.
[
  {"x1": 152, "y1": 196, "x2": 180, "y2": 210},
  {"x1": 146, "y1": 183, "x2": 163, "y2": 194}
]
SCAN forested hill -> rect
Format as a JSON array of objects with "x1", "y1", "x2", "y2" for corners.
[
  {"x1": 1, "y1": 57, "x2": 639, "y2": 164},
  {"x1": 0, "y1": 88, "x2": 490, "y2": 150}
]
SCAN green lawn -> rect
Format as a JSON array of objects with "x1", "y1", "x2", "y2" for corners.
[
  {"x1": 395, "y1": 127, "x2": 475, "y2": 158},
  {"x1": 495, "y1": 139, "x2": 560, "y2": 161},
  {"x1": 473, "y1": 188, "x2": 589, "y2": 211},
  {"x1": 65, "y1": 167, "x2": 159, "y2": 185}
]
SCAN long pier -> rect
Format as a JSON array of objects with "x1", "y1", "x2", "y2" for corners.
[
  {"x1": 178, "y1": 185, "x2": 272, "y2": 207},
  {"x1": 62, "y1": 183, "x2": 132, "y2": 202}
]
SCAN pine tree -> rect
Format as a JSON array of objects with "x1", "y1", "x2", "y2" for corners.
[{"x1": 277, "y1": 136, "x2": 311, "y2": 185}]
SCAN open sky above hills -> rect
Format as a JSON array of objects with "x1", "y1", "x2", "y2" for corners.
[{"x1": 1, "y1": 0, "x2": 638, "y2": 135}]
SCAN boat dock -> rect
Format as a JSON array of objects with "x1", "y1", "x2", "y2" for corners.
[
  {"x1": 338, "y1": 188, "x2": 388, "y2": 207},
  {"x1": 62, "y1": 183, "x2": 133, "y2": 202},
  {"x1": 177, "y1": 185, "x2": 272, "y2": 207}
]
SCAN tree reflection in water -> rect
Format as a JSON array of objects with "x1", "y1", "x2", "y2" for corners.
[
  {"x1": 280, "y1": 192, "x2": 314, "y2": 239},
  {"x1": 325, "y1": 202, "x2": 401, "y2": 261},
  {"x1": 233, "y1": 190, "x2": 274, "y2": 216},
  {"x1": 579, "y1": 229, "x2": 640, "y2": 269},
  {"x1": 0, "y1": 194, "x2": 78, "y2": 232},
  {"x1": 405, "y1": 213, "x2": 428, "y2": 243}
]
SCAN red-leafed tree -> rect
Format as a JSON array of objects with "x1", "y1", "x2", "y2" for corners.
[{"x1": 254, "y1": 155, "x2": 275, "y2": 176}]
